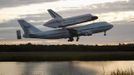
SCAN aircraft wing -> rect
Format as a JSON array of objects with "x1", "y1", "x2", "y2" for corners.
[{"x1": 48, "y1": 9, "x2": 63, "y2": 19}]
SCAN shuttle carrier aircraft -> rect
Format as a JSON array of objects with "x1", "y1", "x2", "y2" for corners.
[{"x1": 17, "y1": 20, "x2": 113, "y2": 42}]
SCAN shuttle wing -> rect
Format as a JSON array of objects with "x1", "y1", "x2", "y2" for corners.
[{"x1": 48, "y1": 9, "x2": 63, "y2": 19}]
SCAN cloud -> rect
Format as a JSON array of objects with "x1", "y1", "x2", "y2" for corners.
[
  {"x1": 87, "y1": 0, "x2": 134, "y2": 13},
  {"x1": 0, "y1": 0, "x2": 58, "y2": 8},
  {"x1": 96, "y1": 11, "x2": 134, "y2": 23},
  {"x1": 0, "y1": 0, "x2": 129, "y2": 23}
]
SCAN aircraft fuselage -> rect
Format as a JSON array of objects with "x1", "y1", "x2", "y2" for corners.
[{"x1": 29, "y1": 22, "x2": 113, "y2": 39}]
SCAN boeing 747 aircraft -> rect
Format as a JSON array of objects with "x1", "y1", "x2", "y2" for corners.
[
  {"x1": 17, "y1": 20, "x2": 113, "y2": 42},
  {"x1": 43, "y1": 9, "x2": 98, "y2": 28}
]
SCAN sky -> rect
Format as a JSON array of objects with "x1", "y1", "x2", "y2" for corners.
[{"x1": 0, "y1": 0, "x2": 134, "y2": 45}]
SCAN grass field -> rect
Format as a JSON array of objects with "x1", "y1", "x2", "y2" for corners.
[{"x1": 0, "y1": 43, "x2": 133, "y2": 61}]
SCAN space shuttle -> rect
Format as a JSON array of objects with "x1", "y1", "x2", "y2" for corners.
[{"x1": 43, "y1": 9, "x2": 98, "y2": 28}]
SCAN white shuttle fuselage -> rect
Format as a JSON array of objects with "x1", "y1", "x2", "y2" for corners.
[{"x1": 43, "y1": 9, "x2": 98, "y2": 28}]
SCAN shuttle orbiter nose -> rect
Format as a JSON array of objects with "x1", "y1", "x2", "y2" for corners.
[{"x1": 91, "y1": 16, "x2": 98, "y2": 20}]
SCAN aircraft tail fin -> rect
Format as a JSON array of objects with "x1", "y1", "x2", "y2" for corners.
[
  {"x1": 18, "y1": 19, "x2": 41, "y2": 38},
  {"x1": 48, "y1": 9, "x2": 63, "y2": 19}
]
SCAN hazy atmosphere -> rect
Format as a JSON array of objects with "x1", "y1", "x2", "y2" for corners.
[{"x1": 0, "y1": 0, "x2": 134, "y2": 45}]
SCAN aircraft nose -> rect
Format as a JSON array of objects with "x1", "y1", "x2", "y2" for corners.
[{"x1": 92, "y1": 16, "x2": 98, "y2": 20}]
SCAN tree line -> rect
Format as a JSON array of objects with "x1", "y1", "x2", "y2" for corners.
[{"x1": 0, "y1": 43, "x2": 134, "y2": 52}]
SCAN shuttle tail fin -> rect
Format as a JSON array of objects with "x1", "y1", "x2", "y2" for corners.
[
  {"x1": 18, "y1": 19, "x2": 41, "y2": 38},
  {"x1": 48, "y1": 9, "x2": 63, "y2": 19}
]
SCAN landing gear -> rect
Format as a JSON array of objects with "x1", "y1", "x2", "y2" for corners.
[
  {"x1": 68, "y1": 36, "x2": 80, "y2": 42},
  {"x1": 67, "y1": 28, "x2": 79, "y2": 42},
  {"x1": 104, "y1": 31, "x2": 106, "y2": 36},
  {"x1": 68, "y1": 37, "x2": 74, "y2": 42},
  {"x1": 76, "y1": 36, "x2": 79, "y2": 42}
]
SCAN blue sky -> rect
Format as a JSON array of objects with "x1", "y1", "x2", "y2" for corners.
[{"x1": 0, "y1": 0, "x2": 134, "y2": 45}]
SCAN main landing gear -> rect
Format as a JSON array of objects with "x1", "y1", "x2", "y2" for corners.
[
  {"x1": 68, "y1": 37, "x2": 74, "y2": 42},
  {"x1": 68, "y1": 36, "x2": 80, "y2": 42},
  {"x1": 76, "y1": 36, "x2": 79, "y2": 42},
  {"x1": 67, "y1": 28, "x2": 80, "y2": 42}
]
